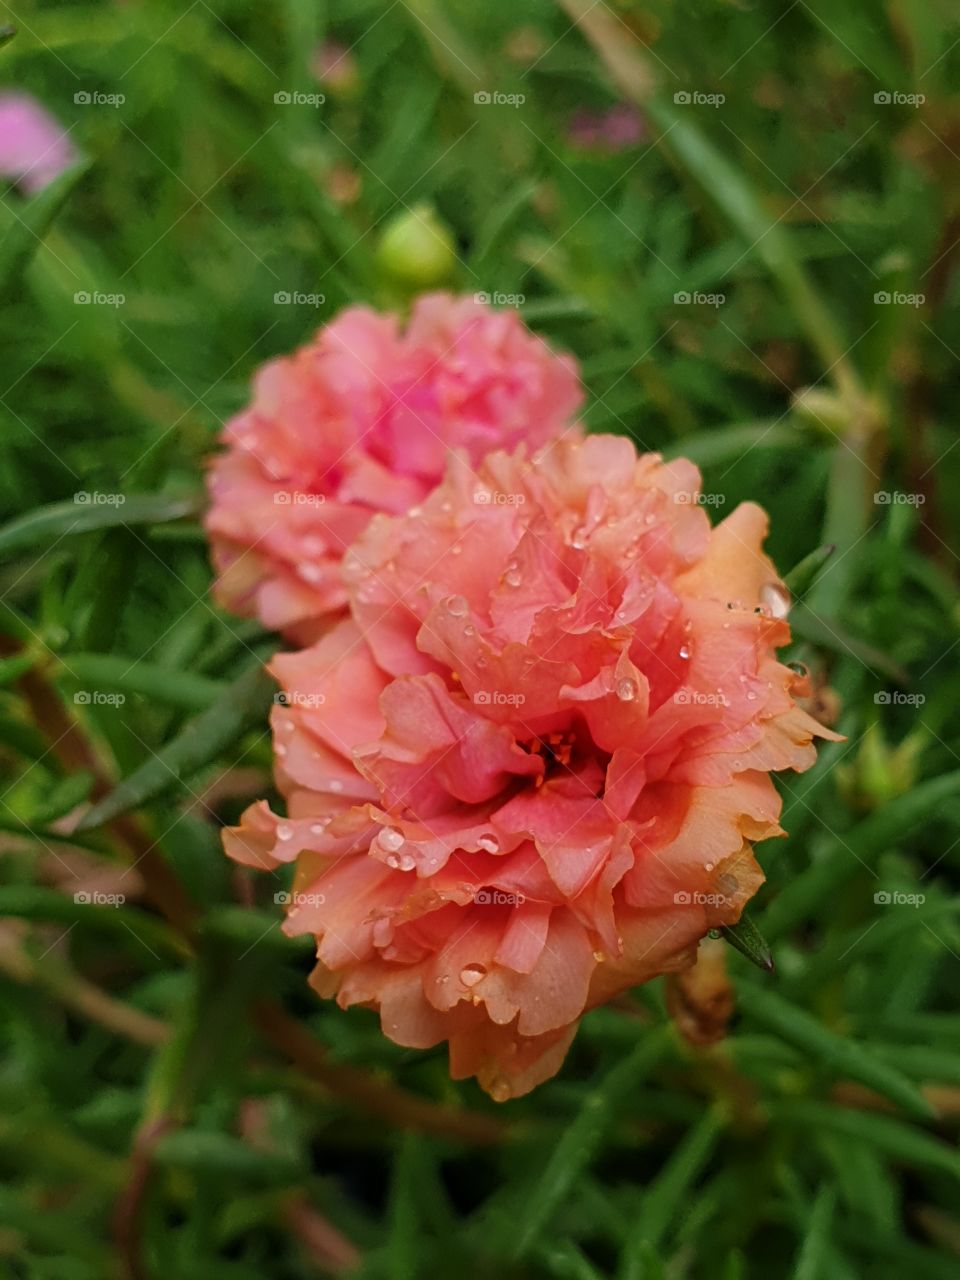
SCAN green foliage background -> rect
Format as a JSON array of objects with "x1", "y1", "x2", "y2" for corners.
[{"x1": 1, "y1": 1, "x2": 960, "y2": 1277}]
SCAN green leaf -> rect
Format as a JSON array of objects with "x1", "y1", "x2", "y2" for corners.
[
  {"x1": 61, "y1": 654, "x2": 225, "y2": 710},
  {"x1": 0, "y1": 491, "x2": 202, "y2": 557},
  {"x1": 0, "y1": 158, "x2": 90, "y2": 294},
  {"x1": 784, "y1": 545, "x2": 837, "y2": 598},
  {"x1": 623, "y1": 1108, "x2": 722, "y2": 1255},
  {"x1": 75, "y1": 662, "x2": 275, "y2": 831},
  {"x1": 791, "y1": 1185, "x2": 835, "y2": 1280},
  {"x1": 737, "y1": 984, "x2": 933, "y2": 1120},
  {"x1": 511, "y1": 1029, "x2": 670, "y2": 1258},
  {"x1": 721, "y1": 910, "x2": 774, "y2": 972},
  {"x1": 662, "y1": 421, "x2": 804, "y2": 468},
  {"x1": 777, "y1": 1102, "x2": 960, "y2": 1183}
]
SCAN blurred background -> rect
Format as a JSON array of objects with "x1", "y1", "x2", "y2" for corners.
[{"x1": 1, "y1": 1, "x2": 960, "y2": 1277}]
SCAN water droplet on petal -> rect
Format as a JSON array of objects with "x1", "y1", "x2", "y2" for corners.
[
  {"x1": 571, "y1": 527, "x2": 588, "y2": 549},
  {"x1": 310, "y1": 820, "x2": 330, "y2": 836},
  {"x1": 398, "y1": 853, "x2": 416, "y2": 872},
  {"x1": 460, "y1": 964, "x2": 486, "y2": 988},
  {"x1": 300, "y1": 563, "x2": 325, "y2": 584},
  {"x1": 328, "y1": 779, "x2": 344, "y2": 793},
  {"x1": 616, "y1": 677, "x2": 638, "y2": 702},
  {"x1": 679, "y1": 644, "x2": 691, "y2": 660},
  {"x1": 377, "y1": 827, "x2": 405, "y2": 852},
  {"x1": 446, "y1": 594, "x2": 468, "y2": 617},
  {"x1": 464, "y1": 624, "x2": 476, "y2": 637},
  {"x1": 276, "y1": 823, "x2": 293, "y2": 841},
  {"x1": 477, "y1": 834, "x2": 500, "y2": 854},
  {"x1": 761, "y1": 581, "x2": 790, "y2": 618},
  {"x1": 489, "y1": 1078, "x2": 511, "y2": 1102},
  {"x1": 704, "y1": 861, "x2": 715, "y2": 872}
]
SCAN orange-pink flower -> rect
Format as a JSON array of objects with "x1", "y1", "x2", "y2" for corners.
[
  {"x1": 204, "y1": 294, "x2": 583, "y2": 643},
  {"x1": 224, "y1": 435, "x2": 839, "y2": 1099}
]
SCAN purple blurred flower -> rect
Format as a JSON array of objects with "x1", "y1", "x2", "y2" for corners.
[
  {"x1": 567, "y1": 103, "x2": 646, "y2": 152},
  {"x1": 0, "y1": 92, "x2": 76, "y2": 194}
]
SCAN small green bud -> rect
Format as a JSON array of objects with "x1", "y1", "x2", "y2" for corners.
[{"x1": 376, "y1": 204, "x2": 456, "y2": 288}]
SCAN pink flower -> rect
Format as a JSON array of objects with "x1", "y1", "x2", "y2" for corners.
[
  {"x1": 205, "y1": 294, "x2": 583, "y2": 644},
  {"x1": 0, "y1": 93, "x2": 76, "y2": 193},
  {"x1": 567, "y1": 104, "x2": 646, "y2": 152},
  {"x1": 224, "y1": 435, "x2": 839, "y2": 1099}
]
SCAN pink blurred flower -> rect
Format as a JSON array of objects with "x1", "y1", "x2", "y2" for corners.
[
  {"x1": 205, "y1": 294, "x2": 583, "y2": 644},
  {"x1": 224, "y1": 435, "x2": 840, "y2": 1099},
  {"x1": 310, "y1": 40, "x2": 358, "y2": 95},
  {"x1": 0, "y1": 92, "x2": 76, "y2": 193},
  {"x1": 567, "y1": 104, "x2": 645, "y2": 152}
]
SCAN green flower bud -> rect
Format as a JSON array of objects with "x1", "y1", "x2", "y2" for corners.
[{"x1": 376, "y1": 204, "x2": 456, "y2": 288}]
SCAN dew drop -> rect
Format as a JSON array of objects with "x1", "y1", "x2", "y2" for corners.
[
  {"x1": 460, "y1": 964, "x2": 486, "y2": 988},
  {"x1": 704, "y1": 861, "x2": 715, "y2": 872},
  {"x1": 761, "y1": 581, "x2": 790, "y2": 619},
  {"x1": 300, "y1": 564, "x2": 325, "y2": 584},
  {"x1": 679, "y1": 643, "x2": 691, "y2": 660},
  {"x1": 377, "y1": 827, "x2": 405, "y2": 853},
  {"x1": 398, "y1": 853, "x2": 416, "y2": 872},
  {"x1": 477, "y1": 834, "x2": 500, "y2": 854},
  {"x1": 616, "y1": 677, "x2": 638, "y2": 702},
  {"x1": 504, "y1": 568, "x2": 522, "y2": 588},
  {"x1": 277, "y1": 823, "x2": 293, "y2": 841},
  {"x1": 593, "y1": 950, "x2": 606, "y2": 963},
  {"x1": 571, "y1": 527, "x2": 588, "y2": 550},
  {"x1": 310, "y1": 820, "x2": 330, "y2": 836},
  {"x1": 275, "y1": 743, "x2": 287, "y2": 757},
  {"x1": 489, "y1": 1078, "x2": 511, "y2": 1102},
  {"x1": 328, "y1": 779, "x2": 344, "y2": 793},
  {"x1": 385, "y1": 854, "x2": 400, "y2": 869},
  {"x1": 446, "y1": 594, "x2": 468, "y2": 617},
  {"x1": 464, "y1": 624, "x2": 476, "y2": 637}
]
